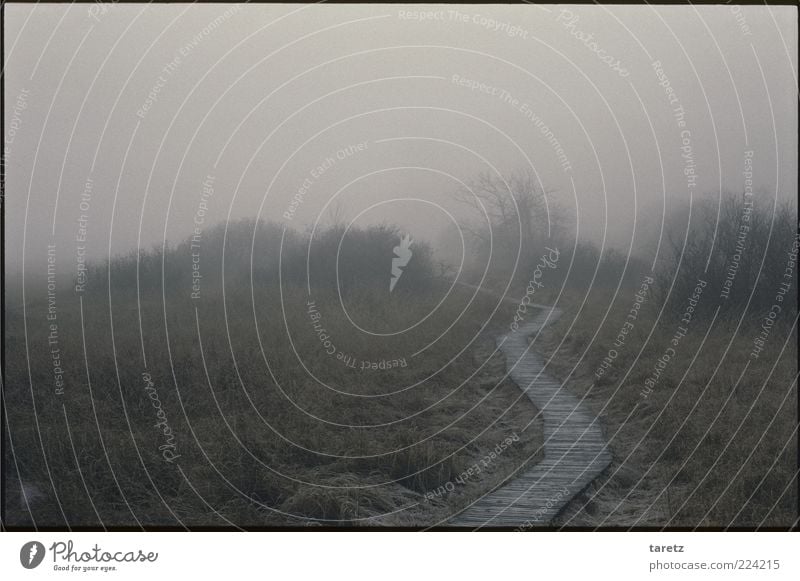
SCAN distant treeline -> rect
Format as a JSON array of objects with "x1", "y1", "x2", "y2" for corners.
[
  {"x1": 454, "y1": 178, "x2": 797, "y2": 323},
  {"x1": 72, "y1": 188, "x2": 796, "y2": 324},
  {"x1": 656, "y1": 194, "x2": 797, "y2": 321},
  {"x1": 76, "y1": 220, "x2": 437, "y2": 298}
]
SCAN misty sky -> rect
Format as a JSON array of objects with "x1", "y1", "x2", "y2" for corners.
[{"x1": 4, "y1": 3, "x2": 797, "y2": 273}]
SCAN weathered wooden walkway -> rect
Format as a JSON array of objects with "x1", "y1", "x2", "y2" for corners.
[{"x1": 450, "y1": 299, "x2": 611, "y2": 528}]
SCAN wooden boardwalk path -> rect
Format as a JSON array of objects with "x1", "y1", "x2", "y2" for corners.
[{"x1": 450, "y1": 299, "x2": 611, "y2": 528}]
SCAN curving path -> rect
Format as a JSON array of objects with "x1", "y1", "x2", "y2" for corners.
[{"x1": 450, "y1": 297, "x2": 611, "y2": 527}]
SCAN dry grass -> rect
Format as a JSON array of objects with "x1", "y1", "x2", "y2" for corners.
[
  {"x1": 534, "y1": 287, "x2": 797, "y2": 528},
  {"x1": 4, "y1": 282, "x2": 543, "y2": 528}
]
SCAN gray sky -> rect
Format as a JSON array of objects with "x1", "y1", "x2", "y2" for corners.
[{"x1": 5, "y1": 3, "x2": 797, "y2": 273}]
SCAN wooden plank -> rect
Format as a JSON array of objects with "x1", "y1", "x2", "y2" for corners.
[{"x1": 450, "y1": 301, "x2": 611, "y2": 528}]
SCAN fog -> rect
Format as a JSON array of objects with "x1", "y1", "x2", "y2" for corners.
[
  {"x1": 4, "y1": 4, "x2": 798, "y2": 531},
  {"x1": 4, "y1": 3, "x2": 797, "y2": 275}
]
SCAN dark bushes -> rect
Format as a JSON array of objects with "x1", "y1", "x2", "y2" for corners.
[
  {"x1": 656, "y1": 192, "x2": 797, "y2": 321},
  {"x1": 81, "y1": 219, "x2": 437, "y2": 297}
]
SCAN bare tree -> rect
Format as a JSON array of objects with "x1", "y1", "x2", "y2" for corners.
[
  {"x1": 324, "y1": 200, "x2": 348, "y2": 228},
  {"x1": 656, "y1": 190, "x2": 797, "y2": 318},
  {"x1": 454, "y1": 170, "x2": 564, "y2": 275}
]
